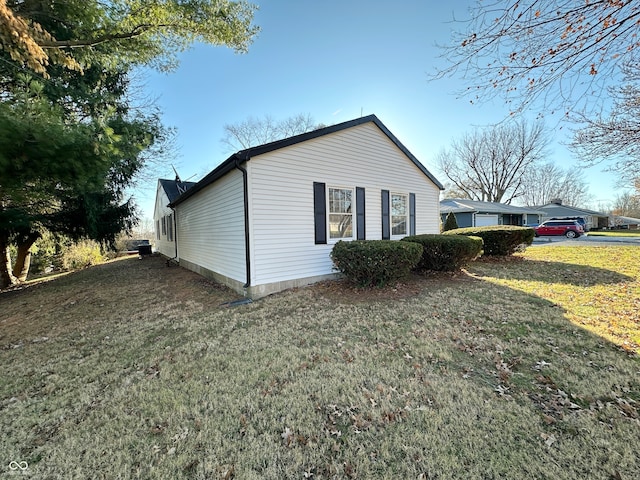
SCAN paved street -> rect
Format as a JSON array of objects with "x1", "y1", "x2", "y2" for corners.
[{"x1": 531, "y1": 234, "x2": 640, "y2": 246}]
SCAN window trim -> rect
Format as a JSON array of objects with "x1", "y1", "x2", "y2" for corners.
[
  {"x1": 390, "y1": 192, "x2": 409, "y2": 238},
  {"x1": 327, "y1": 185, "x2": 355, "y2": 242}
]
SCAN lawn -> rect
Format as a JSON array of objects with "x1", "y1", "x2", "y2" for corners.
[
  {"x1": 1, "y1": 247, "x2": 638, "y2": 479},
  {"x1": 588, "y1": 231, "x2": 640, "y2": 237}
]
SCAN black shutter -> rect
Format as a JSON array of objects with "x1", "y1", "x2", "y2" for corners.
[
  {"x1": 409, "y1": 193, "x2": 416, "y2": 236},
  {"x1": 313, "y1": 182, "x2": 327, "y2": 244},
  {"x1": 356, "y1": 187, "x2": 365, "y2": 240},
  {"x1": 381, "y1": 190, "x2": 390, "y2": 240}
]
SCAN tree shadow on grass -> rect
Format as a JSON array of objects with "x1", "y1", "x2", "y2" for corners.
[{"x1": 466, "y1": 257, "x2": 635, "y2": 287}]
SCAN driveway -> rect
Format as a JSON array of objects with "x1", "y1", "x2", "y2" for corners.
[{"x1": 531, "y1": 234, "x2": 640, "y2": 246}]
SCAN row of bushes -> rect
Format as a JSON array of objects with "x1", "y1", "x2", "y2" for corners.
[
  {"x1": 331, "y1": 226, "x2": 534, "y2": 286},
  {"x1": 443, "y1": 225, "x2": 535, "y2": 256}
]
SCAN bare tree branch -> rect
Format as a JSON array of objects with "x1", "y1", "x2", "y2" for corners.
[
  {"x1": 571, "y1": 62, "x2": 640, "y2": 185},
  {"x1": 520, "y1": 162, "x2": 591, "y2": 206},
  {"x1": 437, "y1": 120, "x2": 549, "y2": 204},
  {"x1": 435, "y1": 0, "x2": 640, "y2": 116},
  {"x1": 221, "y1": 113, "x2": 323, "y2": 152}
]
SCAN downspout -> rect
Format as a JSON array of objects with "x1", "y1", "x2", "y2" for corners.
[{"x1": 235, "y1": 158, "x2": 251, "y2": 290}]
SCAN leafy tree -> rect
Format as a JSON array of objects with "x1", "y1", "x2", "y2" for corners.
[
  {"x1": 0, "y1": 0, "x2": 259, "y2": 75},
  {"x1": 443, "y1": 212, "x2": 459, "y2": 232},
  {"x1": 0, "y1": 78, "x2": 164, "y2": 288},
  {"x1": 222, "y1": 114, "x2": 324, "y2": 151},
  {"x1": 436, "y1": 0, "x2": 640, "y2": 116},
  {"x1": 0, "y1": 0, "x2": 258, "y2": 288},
  {"x1": 436, "y1": 121, "x2": 549, "y2": 204},
  {"x1": 519, "y1": 162, "x2": 591, "y2": 207}
]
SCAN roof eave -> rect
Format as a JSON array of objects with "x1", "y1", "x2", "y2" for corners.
[{"x1": 169, "y1": 114, "x2": 445, "y2": 207}]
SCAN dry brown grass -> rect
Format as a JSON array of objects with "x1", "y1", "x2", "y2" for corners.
[{"x1": 1, "y1": 249, "x2": 638, "y2": 479}]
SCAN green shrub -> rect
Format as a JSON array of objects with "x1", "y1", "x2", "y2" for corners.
[
  {"x1": 62, "y1": 239, "x2": 105, "y2": 270},
  {"x1": 29, "y1": 231, "x2": 66, "y2": 273},
  {"x1": 402, "y1": 234, "x2": 483, "y2": 271},
  {"x1": 443, "y1": 225, "x2": 534, "y2": 256},
  {"x1": 443, "y1": 212, "x2": 459, "y2": 232},
  {"x1": 330, "y1": 240, "x2": 422, "y2": 287}
]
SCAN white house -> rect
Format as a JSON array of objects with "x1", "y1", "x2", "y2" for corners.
[
  {"x1": 156, "y1": 115, "x2": 444, "y2": 298},
  {"x1": 153, "y1": 178, "x2": 195, "y2": 258}
]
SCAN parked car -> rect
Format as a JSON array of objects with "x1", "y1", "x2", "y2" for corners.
[
  {"x1": 534, "y1": 220, "x2": 584, "y2": 238},
  {"x1": 550, "y1": 216, "x2": 587, "y2": 231}
]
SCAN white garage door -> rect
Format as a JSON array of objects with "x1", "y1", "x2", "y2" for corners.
[{"x1": 475, "y1": 214, "x2": 499, "y2": 227}]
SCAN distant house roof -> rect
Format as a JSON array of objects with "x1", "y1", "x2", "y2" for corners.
[
  {"x1": 159, "y1": 178, "x2": 196, "y2": 203},
  {"x1": 170, "y1": 114, "x2": 444, "y2": 208},
  {"x1": 613, "y1": 215, "x2": 640, "y2": 225},
  {"x1": 536, "y1": 202, "x2": 608, "y2": 218},
  {"x1": 440, "y1": 198, "x2": 543, "y2": 215}
]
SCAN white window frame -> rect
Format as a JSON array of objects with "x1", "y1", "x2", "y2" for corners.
[
  {"x1": 391, "y1": 192, "x2": 409, "y2": 238},
  {"x1": 327, "y1": 186, "x2": 355, "y2": 242}
]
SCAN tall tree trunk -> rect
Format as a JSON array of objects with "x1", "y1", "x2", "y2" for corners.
[
  {"x1": 0, "y1": 233, "x2": 17, "y2": 289},
  {"x1": 12, "y1": 232, "x2": 40, "y2": 282}
]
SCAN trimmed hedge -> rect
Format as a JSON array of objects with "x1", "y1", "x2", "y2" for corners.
[
  {"x1": 330, "y1": 240, "x2": 422, "y2": 287},
  {"x1": 443, "y1": 225, "x2": 535, "y2": 256},
  {"x1": 401, "y1": 234, "x2": 483, "y2": 271}
]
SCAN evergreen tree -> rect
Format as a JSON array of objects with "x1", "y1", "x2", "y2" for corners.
[
  {"x1": 443, "y1": 212, "x2": 459, "y2": 232},
  {"x1": 0, "y1": 0, "x2": 259, "y2": 287}
]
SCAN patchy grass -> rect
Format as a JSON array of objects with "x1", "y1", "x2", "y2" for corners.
[{"x1": 1, "y1": 250, "x2": 639, "y2": 479}]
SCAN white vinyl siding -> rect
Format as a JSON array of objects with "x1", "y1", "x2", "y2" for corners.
[
  {"x1": 153, "y1": 182, "x2": 175, "y2": 257},
  {"x1": 247, "y1": 122, "x2": 441, "y2": 286},
  {"x1": 175, "y1": 170, "x2": 246, "y2": 283}
]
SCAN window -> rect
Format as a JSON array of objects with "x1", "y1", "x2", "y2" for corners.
[
  {"x1": 161, "y1": 216, "x2": 166, "y2": 235},
  {"x1": 328, "y1": 187, "x2": 354, "y2": 239},
  {"x1": 391, "y1": 193, "x2": 408, "y2": 236},
  {"x1": 156, "y1": 220, "x2": 160, "y2": 240},
  {"x1": 167, "y1": 214, "x2": 174, "y2": 242}
]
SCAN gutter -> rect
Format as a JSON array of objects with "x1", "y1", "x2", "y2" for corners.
[{"x1": 235, "y1": 158, "x2": 251, "y2": 290}]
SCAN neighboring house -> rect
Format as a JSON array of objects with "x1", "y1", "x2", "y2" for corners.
[
  {"x1": 159, "y1": 115, "x2": 444, "y2": 298},
  {"x1": 611, "y1": 215, "x2": 640, "y2": 230},
  {"x1": 153, "y1": 178, "x2": 196, "y2": 258},
  {"x1": 440, "y1": 199, "x2": 543, "y2": 228},
  {"x1": 536, "y1": 199, "x2": 609, "y2": 230}
]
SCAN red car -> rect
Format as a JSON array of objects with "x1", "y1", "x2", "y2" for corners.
[{"x1": 534, "y1": 220, "x2": 584, "y2": 238}]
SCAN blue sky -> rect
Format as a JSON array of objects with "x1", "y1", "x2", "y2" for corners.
[{"x1": 136, "y1": 0, "x2": 619, "y2": 223}]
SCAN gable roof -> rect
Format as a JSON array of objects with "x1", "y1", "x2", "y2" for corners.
[
  {"x1": 440, "y1": 198, "x2": 543, "y2": 215},
  {"x1": 170, "y1": 114, "x2": 444, "y2": 207},
  {"x1": 159, "y1": 178, "x2": 196, "y2": 203}
]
